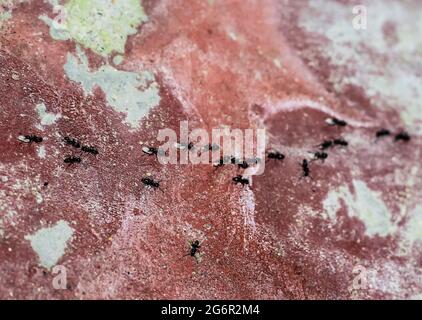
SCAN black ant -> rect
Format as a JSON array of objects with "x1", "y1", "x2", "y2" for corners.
[
  {"x1": 394, "y1": 131, "x2": 410, "y2": 142},
  {"x1": 236, "y1": 156, "x2": 262, "y2": 168},
  {"x1": 183, "y1": 240, "x2": 202, "y2": 263},
  {"x1": 233, "y1": 175, "x2": 249, "y2": 185},
  {"x1": 64, "y1": 156, "x2": 81, "y2": 165},
  {"x1": 268, "y1": 150, "x2": 285, "y2": 160},
  {"x1": 81, "y1": 145, "x2": 99, "y2": 155},
  {"x1": 327, "y1": 117, "x2": 347, "y2": 127},
  {"x1": 375, "y1": 129, "x2": 391, "y2": 139},
  {"x1": 318, "y1": 140, "x2": 333, "y2": 150},
  {"x1": 141, "y1": 177, "x2": 163, "y2": 192},
  {"x1": 213, "y1": 156, "x2": 227, "y2": 168},
  {"x1": 189, "y1": 240, "x2": 201, "y2": 256},
  {"x1": 177, "y1": 142, "x2": 195, "y2": 150},
  {"x1": 300, "y1": 159, "x2": 310, "y2": 178},
  {"x1": 312, "y1": 151, "x2": 328, "y2": 162},
  {"x1": 63, "y1": 136, "x2": 81, "y2": 148},
  {"x1": 142, "y1": 146, "x2": 158, "y2": 155},
  {"x1": 203, "y1": 143, "x2": 220, "y2": 152},
  {"x1": 333, "y1": 139, "x2": 348, "y2": 147},
  {"x1": 237, "y1": 159, "x2": 249, "y2": 169},
  {"x1": 19, "y1": 135, "x2": 43, "y2": 143},
  {"x1": 213, "y1": 155, "x2": 233, "y2": 168}
]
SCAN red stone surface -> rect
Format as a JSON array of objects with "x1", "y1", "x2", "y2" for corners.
[{"x1": 0, "y1": 0, "x2": 421, "y2": 299}]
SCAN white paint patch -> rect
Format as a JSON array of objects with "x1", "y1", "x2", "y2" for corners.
[
  {"x1": 37, "y1": 145, "x2": 46, "y2": 159},
  {"x1": 403, "y1": 206, "x2": 422, "y2": 244},
  {"x1": 398, "y1": 205, "x2": 422, "y2": 255},
  {"x1": 64, "y1": 48, "x2": 160, "y2": 129},
  {"x1": 36, "y1": 102, "x2": 61, "y2": 128},
  {"x1": 25, "y1": 220, "x2": 74, "y2": 269},
  {"x1": 323, "y1": 180, "x2": 396, "y2": 237}
]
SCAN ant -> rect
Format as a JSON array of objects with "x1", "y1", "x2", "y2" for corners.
[
  {"x1": 233, "y1": 175, "x2": 249, "y2": 186},
  {"x1": 141, "y1": 177, "x2": 163, "y2": 192},
  {"x1": 213, "y1": 157, "x2": 227, "y2": 169},
  {"x1": 177, "y1": 142, "x2": 195, "y2": 150},
  {"x1": 213, "y1": 157, "x2": 225, "y2": 168},
  {"x1": 64, "y1": 156, "x2": 81, "y2": 165},
  {"x1": 81, "y1": 145, "x2": 99, "y2": 155},
  {"x1": 318, "y1": 140, "x2": 333, "y2": 150},
  {"x1": 300, "y1": 159, "x2": 310, "y2": 178},
  {"x1": 326, "y1": 117, "x2": 347, "y2": 127},
  {"x1": 333, "y1": 139, "x2": 348, "y2": 147},
  {"x1": 394, "y1": 131, "x2": 410, "y2": 142},
  {"x1": 213, "y1": 155, "x2": 233, "y2": 168},
  {"x1": 237, "y1": 161, "x2": 249, "y2": 169},
  {"x1": 142, "y1": 146, "x2": 158, "y2": 155},
  {"x1": 19, "y1": 135, "x2": 43, "y2": 143},
  {"x1": 181, "y1": 240, "x2": 203, "y2": 263},
  {"x1": 202, "y1": 143, "x2": 220, "y2": 152},
  {"x1": 237, "y1": 157, "x2": 262, "y2": 168},
  {"x1": 375, "y1": 129, "x2": 391, "y2": 139},
  {"x1": 63, "y1": 136, "x2": 81, "y2": 148},
  {"x1": 312, "y1": 151, "x2": 328, "y2": 162},
  {"x1": 229, "y1": 156, "x2": 238, "y2": 165},
  {"x1": 268, "y1": 150, "x2": 285, "y2": 160},
  {"x1": 183, "y1": 240, "x2": 202, "y2": 263}
]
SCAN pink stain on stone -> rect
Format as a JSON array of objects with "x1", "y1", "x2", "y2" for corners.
[{"x1": 0, "y1": 0, "x2": 421, "y2": 299}]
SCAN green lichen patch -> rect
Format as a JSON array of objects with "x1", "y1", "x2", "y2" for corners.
[{"x1": 40, "y1": 0, "x2": 148, "y2": 57}]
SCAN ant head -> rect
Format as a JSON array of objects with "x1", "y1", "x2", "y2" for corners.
[{"x1": 193, "y1": 240, "x2": 200, "y2": 246}]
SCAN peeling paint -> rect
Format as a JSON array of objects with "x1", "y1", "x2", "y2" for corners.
[
  {"x1": 398, "y1": 205, "x2": 422, "y2": 254},
  {"x1": 37, "y1": 145, "x2": 46, "y2": 159},
  {"x1": 323, "y1": 180, "x2": 396, "y2": 237},
  {"x1": 64, "y1": 48, "x2": 160, "y2": 128},
  {"x1": 25, "y1": 220, "x2": 74, "y2": 269},
  {"x1": 36, "y1": 102, "x2": 61, "y2": 128}
]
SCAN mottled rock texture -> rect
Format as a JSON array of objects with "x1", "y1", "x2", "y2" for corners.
[{"x1": 0, "y1": 0, "x2": 421, "y2": 299}]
